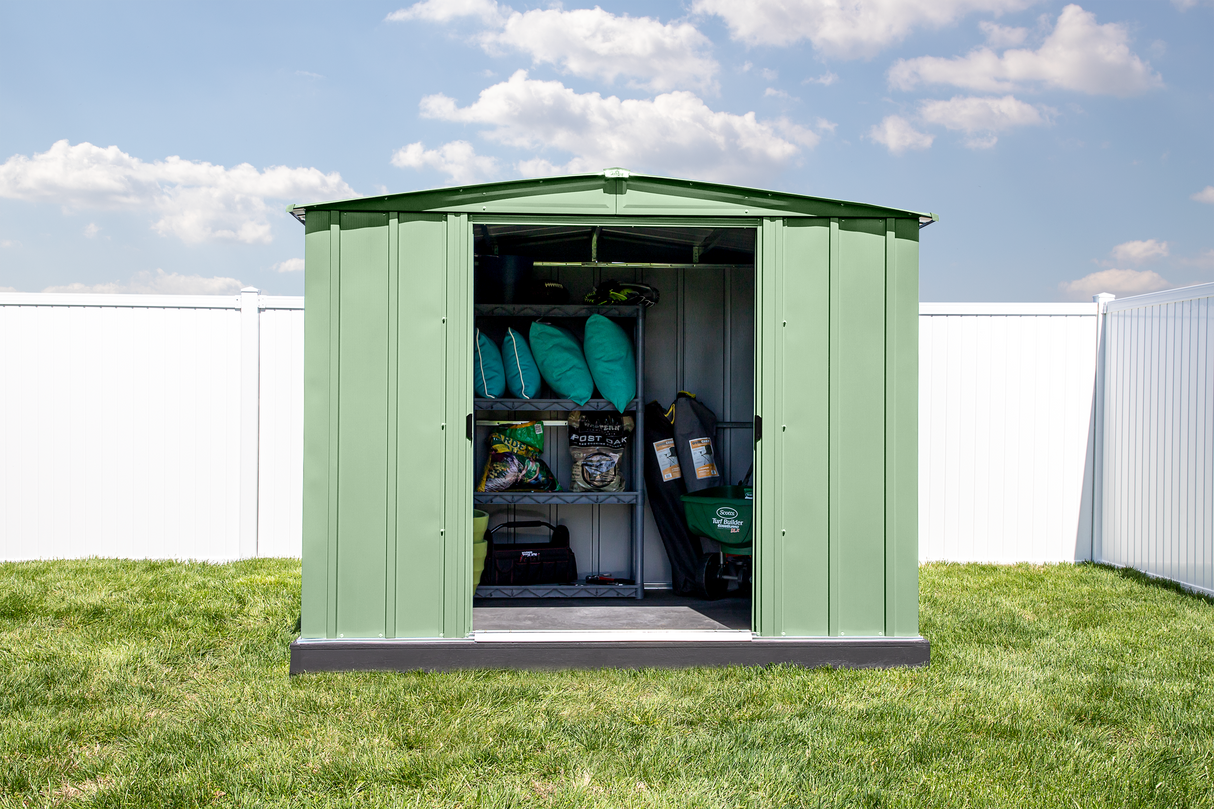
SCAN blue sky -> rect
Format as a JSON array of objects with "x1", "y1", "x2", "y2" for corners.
[{"x1": 0, "y1": 0, "x2": 1210, "y2": 301}]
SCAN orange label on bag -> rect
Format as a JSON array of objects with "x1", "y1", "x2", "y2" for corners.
[
  {"x1": 688, "y1": 437, "x2": 718, "y2": 480},
  {"x1": 653, "y1": 438, "x2": 681, "y2": 481}
]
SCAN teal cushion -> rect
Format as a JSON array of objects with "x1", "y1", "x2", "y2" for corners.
[
  {"x1": 473, "y1": 329, "x2": 506, "y2": 399},
  {"x1": 583, "y1": 314, "x2": 636, "y2": 412},
  {"x1": 529, "y1": 321, "x2": 594, "y2": 405},
  {"x1": 501, "y1": 327, "x2": 542, "y2": 399}
]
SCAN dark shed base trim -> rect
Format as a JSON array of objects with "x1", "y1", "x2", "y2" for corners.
[{"x1": 289, "y1": 636, "x2": 930, "y2": 673}]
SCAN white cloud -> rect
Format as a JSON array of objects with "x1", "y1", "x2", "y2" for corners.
[
  {"x1": 979, "y1": 20, "x2": 1027, "y2": 48},
  {"x1": 1, "y1": 239, "x2": 19, "y2": 248},
  {"x1": 386, "y1": 0, "x2": 505, "y2": 25},
  {"x1": 1059, "y1": 268, "x2": 1171, "y2": 300},
  {"x1": 1192, "y1": 186, "x2": 1214, "y2": 204},
  {"x1": 764, "y1": 87, "x2": 792, "y2": 99},
  {"x1": 417, "y1": 71, "x2": 818, "y2": 183},
  {"x1": 390, "y1": 4, "x2": 716, "y2": 92},
  {"x1": 489, "y1": 8, "x2": 717, "y2": 92},
  {"x1": 390, "y1": 140, "x2": 501, "y2": 184},
  {"x1": 868, "y1": 115, "x2": 935, "y2": 154},
  {"x1": 1110, "y1": 239, "x2": 1168, "y2": 263},
  {"x1": 0, "y1": 286, "x2": 17, "y2": 292},
  {"x1": 890, "y1": 5, "x2": 1163, "y2": 96},
  {"x1": 0, "y1": 140, "x2": 353, "y2": 245},
  {"x1": 83, "y1": 222, "x2": 101, "y2": 238},
  {"x1": 918, "y1": 95, "x2": 1050, "y2": 147},
  {"x1": 1180, "y1": 249, "x2": 1214, "y2": 269},
  {"x1": 42, "y1": 269, "x2": 245, "y2": 295},
  {"x1": 693, "y1": 0, "x2": 1038, "y2": 58},
  {"x1": 814, "y1": 117, "x2": 838, "y2": 133},
  {"x1": 273, "y1": 258, "x2": 305, "y2": 273},
  {"x1": 804, "y1": 72, "x2": 839, "y2": 86}
]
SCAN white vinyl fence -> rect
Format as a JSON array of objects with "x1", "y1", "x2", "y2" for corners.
[
  {"x1": 0, "y1": 289, "x2": 301, "y2": 562},
  {"x1": 2, "y1": 285, "x2": 1211, "y2": 593},
  {"x1": 918, "y1": 304, "x2": 1099, "y2": 563},
  {"x1": 1095, "y1": 284, "x2": 1214, "y2": 596}
]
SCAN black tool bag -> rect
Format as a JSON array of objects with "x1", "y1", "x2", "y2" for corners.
[
  {"x1": 642, "y1": 401, "x2": 704, "y2": 596},
  {"x1": 482, "y1": 521, "x2": 578, "y2": 586}
]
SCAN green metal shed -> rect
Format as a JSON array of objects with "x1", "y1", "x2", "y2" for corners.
[{"x1": 288, "y1": 170, "x2": 933, "y2": 672}]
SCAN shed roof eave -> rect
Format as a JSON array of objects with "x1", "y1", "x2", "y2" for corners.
[{"x1": 287, "y1": 171, "x2": 932, "y2": 223}]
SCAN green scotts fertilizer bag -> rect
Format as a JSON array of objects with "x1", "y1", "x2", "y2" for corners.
[{"x1": 476, "y1": 421, "x2": 560, "y2": 493}]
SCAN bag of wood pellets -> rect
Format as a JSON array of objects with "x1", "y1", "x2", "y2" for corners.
[
  {"x1": 568, "y1": 411, "x2": 634, "y2": 492},
  {"x1": 477, "y1": 421, "x2": 560, "y2": 492}
]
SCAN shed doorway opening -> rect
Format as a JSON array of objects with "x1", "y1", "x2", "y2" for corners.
[{"x1": 471, "y1": 223, "x2": 757, "y2": 635}]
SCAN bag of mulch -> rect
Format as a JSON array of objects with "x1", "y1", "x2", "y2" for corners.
[
  {"x1": 568, "y1": 411, "x2": 634, "y2": 492},
  {"x1": 488, "y1": 420, "x2": 545, "y2": 457},
  {"x1": 477, "y1": 421, "x2": 560, "y2": 492}
]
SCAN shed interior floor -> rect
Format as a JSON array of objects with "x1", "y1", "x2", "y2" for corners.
[{"x1": 473, "y1": 591, "x2": 751, "y2": 631}]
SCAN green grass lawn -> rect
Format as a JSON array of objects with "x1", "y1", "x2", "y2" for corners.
[{"x1": 0, "y1": 561, "x2": 1211, "y2": 808}]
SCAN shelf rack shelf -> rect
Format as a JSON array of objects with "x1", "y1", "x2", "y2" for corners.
[
  {"x1": 475, "y1": 584, "x2": 637, "y2": 599},
  {"x1": 474, "y1": 303, "x2": 641, "y2": 318},
  {"x1": 475, "y1": 301, "x2": 646, "y2": 599},
  {"x1": 474, "y1": 397, "x2": 636, "y2": 413},
  {"x1": 474, "y1": 491, "x2": 641, "y2": 506}
]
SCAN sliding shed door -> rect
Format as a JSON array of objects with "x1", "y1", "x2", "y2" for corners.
[
  {"x1": 300, "y1": 211, "x2": 471, "y2": 640},
  {"x1": 754, "y1": 217, "x2": 919, "y2": 639}
]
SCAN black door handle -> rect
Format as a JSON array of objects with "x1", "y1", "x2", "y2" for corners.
[
  {"x1": 754, "y1": 414, "x2": 762, "y2": 443},
  {"x1": 466, "y1": 413, "x2": 473, "y2": 441}
]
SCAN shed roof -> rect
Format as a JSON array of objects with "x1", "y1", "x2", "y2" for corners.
[{"x1": 289, "y1": 169, "x2": 936, "y2": 224}]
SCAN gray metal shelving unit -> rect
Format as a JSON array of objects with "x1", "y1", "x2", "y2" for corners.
[{"x1": 474, "y1": 302, "x2": 646, "y2": 599}]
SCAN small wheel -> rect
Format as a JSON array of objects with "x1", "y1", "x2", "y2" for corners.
[
  {"x1": 733, "y1": 561, "x2": 753, "y2": 598},
  {"x1": 697, "y1": 553, "x2": 729, "y2": 600}
]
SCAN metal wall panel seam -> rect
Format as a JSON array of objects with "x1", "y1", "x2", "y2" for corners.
[
  {"x1": 327, "y1": 221, "x2": 341, "y2": 639},
  {"x1": 883, "y1": 219, "x2": 896, "y2": 636},
  {"x1": 460, "y1": 214, "x2": 474, "y2": 636},
  {"x1": 827, "y1": 217, "x2": 840, "y2": 637},
  {"x1": 770, "y1": 218, "x2": 785, "y2": 636},
  {"x1": 385, "y1": 213, "x2": 399, "y2": 638},
  {"x1": 751, "y1": 222, "x2": 765, "y2": 635}
]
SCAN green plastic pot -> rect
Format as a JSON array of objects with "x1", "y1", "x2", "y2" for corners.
[{"x1": 472, "y1": 510, "x2": 490, "y2": 589}]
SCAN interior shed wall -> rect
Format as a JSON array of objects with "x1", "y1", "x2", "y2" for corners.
[{"x1": 475, "y1": 263, "x2": 755, "y2": 587}]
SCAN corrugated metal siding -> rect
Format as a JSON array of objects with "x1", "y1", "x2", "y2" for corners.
[
  {"x1": 257, "y1": 306, "x2": 305, "y2": 558},
  {"x1": 0, "y1": 297, "x2": 243, "y2": 561},
  {"x1": 1098, "y1": 285, "x2": 1214, "y2": 596},
  {"x1": 918, "y1": 304, "x2": 1099, "y2": 563}
]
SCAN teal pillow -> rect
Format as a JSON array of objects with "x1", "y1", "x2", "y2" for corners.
[
  {"x1": 502, "y1": 327, "x2": 542, "y2": 399},
  {"x1": 473, "y1": 329, "x2": 506, "y2": 399},
  {"x1": 583, "y1": 314, "x2": 636, "y2": 412},
  {"x1": 529, "y1": 321, "x2": 594, "y2": 405}
]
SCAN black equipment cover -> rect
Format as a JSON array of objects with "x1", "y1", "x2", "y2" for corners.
[
  {"x1": 482, "y1": 521, "x2": 577, "y2": 586},
  {"x1": 671, "y1": 392, "x2": 721, "y2": 493},
  {"x1": 642, "y1": 401, "x2": 703, "y2": 596}
]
